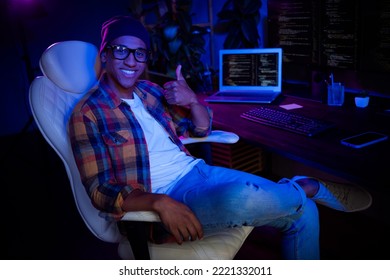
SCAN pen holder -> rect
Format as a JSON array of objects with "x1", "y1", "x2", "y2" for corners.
[{"x1": 327, "y1": 83, "x2": 344, "y2": 106}]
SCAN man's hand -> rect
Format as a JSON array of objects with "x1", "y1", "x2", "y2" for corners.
[
  {"x1": 154, "y1": 195, "x2": 204, "y2": 244},
  {"x1": 163, "y1": 65, "x2": 198, "y2": 107},
  {"x1": 123, "y1": 190, "x2": 204, "y2": 245}
]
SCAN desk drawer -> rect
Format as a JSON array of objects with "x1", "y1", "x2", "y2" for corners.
[{"x1": 211, "y1": 140, "x2": 266, "y2": 175}]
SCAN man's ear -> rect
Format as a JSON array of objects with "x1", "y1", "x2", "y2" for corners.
[{"x1": 100, "y1": 51, "x2": 107, "y2": 63}]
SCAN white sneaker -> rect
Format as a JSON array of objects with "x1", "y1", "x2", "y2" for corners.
[{"x1": 292, "y1": 176, "x2": 373, "y2": 212}]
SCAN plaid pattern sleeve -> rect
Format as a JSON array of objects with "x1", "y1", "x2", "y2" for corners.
[{"x1": 136, "y1": 80, "x2": 213, "y2": 139}]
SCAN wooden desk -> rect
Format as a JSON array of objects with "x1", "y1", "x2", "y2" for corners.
[{"x1": 201, "y1": 94, "x2": 390, "y2": 190}]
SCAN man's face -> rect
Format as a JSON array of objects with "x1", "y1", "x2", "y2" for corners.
[{"x1": 101, "y1": 35, "x2": 147, "y2": 95}]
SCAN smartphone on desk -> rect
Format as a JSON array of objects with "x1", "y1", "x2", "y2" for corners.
[{"x1": 340, "y1": 131, "x2": 388, "y2": 148}]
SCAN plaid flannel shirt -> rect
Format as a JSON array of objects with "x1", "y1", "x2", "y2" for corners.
[{"x1": 68, "y1": 79, "x2": 212, "y2": 221}]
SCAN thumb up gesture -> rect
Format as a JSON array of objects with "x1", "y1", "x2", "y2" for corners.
[{"x1": 163, "y1": 65, "x2": 197, "y2": 106}]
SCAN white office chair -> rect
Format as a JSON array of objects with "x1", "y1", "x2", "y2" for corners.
[{"x1": 29, "y1": 40, "x2": 253, "y2": 259}]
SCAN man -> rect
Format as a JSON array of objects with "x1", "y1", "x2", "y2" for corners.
[{"x1": 68, "y1": 15, "x2": 372, "y2": 259}]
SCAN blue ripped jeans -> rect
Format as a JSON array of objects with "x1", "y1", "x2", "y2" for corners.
[{"x1": 157, "y1": 160, "x2": 320, "y2": 259}]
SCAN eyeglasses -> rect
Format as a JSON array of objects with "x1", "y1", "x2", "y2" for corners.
[{"x1": 106, "y1": 45, "x2": 150, "y2": 63}]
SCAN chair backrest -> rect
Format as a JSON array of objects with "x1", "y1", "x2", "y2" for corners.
[{"x1": 29, "y1": 40, "x2": 123, "y2": 243}]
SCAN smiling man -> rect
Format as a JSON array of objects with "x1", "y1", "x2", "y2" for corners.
[{"x1": 68, "y1": 15, "x2": 372, "y2": 259}]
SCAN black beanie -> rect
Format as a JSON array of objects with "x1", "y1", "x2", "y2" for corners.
[{"x1": 100, "y1": 15, "x2": 150, "y2": 54}]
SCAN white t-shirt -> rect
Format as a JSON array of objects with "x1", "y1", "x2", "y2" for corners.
[{"x1": 122, "y1": 94, "x2": 201, "y2": 193}]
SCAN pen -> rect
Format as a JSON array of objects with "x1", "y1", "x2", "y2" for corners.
[{"x1": 330, "y1": 73, "x2": 334, "y2": 87}]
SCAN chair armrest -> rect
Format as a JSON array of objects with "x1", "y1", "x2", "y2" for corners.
[
  {"x1": 121, "y1": 211, "x2": 161, "y2": 222},
  {"x1": 120, "y1": 211, "x2": 162, "y2": 259},
  {"x1": 179, "y1": 130, "x2": 239, "y2": 145}
]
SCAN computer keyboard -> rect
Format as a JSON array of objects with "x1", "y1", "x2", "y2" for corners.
[{"x1": 240, "y1": 106, "x2": 335, "y2": 137}]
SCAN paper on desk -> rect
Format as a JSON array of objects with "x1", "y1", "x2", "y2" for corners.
[{"x1": 279, "y1": 103, "x2": 303, "y2": 110}]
